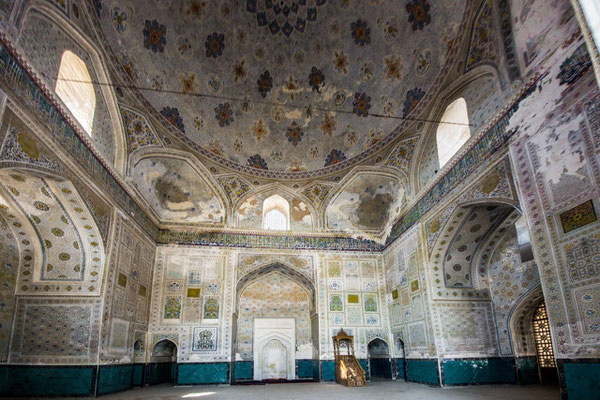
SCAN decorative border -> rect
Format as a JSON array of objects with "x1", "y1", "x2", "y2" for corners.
[{"x1": 157, "y1": 230, "x2": 384, "y2": 251}]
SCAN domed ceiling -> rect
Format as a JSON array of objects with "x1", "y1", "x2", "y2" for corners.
[{"x1": 97, "y1": 0, "x2": 466, "y2": 176}]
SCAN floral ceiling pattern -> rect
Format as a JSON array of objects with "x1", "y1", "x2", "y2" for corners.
[{"x1": 98, "y1": 0, "x2": 466, "y2": 174}]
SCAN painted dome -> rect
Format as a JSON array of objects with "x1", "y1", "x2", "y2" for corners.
[{"x1": 97, "y1": 0, "x2": 466, "y2": 176}]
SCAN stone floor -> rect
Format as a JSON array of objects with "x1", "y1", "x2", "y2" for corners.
[{"x1": 78, "y1": 381, "x2": 561, "y2": 400}]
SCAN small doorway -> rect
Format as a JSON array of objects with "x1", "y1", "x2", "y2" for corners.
[
  {"x1": 395, "y1": 337, "x2": 407, "y2": 381},
  {"x1": 532, "y1": 301, "x2": 558, "y2": 385},
  {"x1": 368, "y1": 339, "x2": 392, "y2": 380},
  {"x1": 150, "y1": 339, "x2": 177, "y2": 385}
]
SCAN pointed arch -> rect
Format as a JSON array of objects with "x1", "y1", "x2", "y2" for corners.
[
  {"x1": 412, "y1": 65, "x2": 502, "y2": 192},
  {"x1": 16, "y1": 2, "x2": 127, "y2": 173},
  {"x1": 151, "y1": 339, "x2": 178, "y2": 358},
  {"x1": 236, "y1": 262, "x2": 316, "y2": 314},
  {"x1": 234, "y1": 183, "x2": 318, "y2": 231},
  {"x1": 436, "y1": 97, "x2": 471, "y2": 168},
  {"x1": 428, "y1": 200, "x2": 519, "y2": 298},
  {"x1": 263, "y1": 194, "x2": 289, "y2": 230},
  {"x1": 55, "y1": 50, "x2": 96, "y2": 134},
  {"x1": 0, "y1": 168, "x2": 106, "y2": 295},
  {"x1": 508, "y1": 284, "x2": 545, "y2": 358}
]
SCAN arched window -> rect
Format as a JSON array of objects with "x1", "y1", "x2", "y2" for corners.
[
  {"x1": 580, "y1": 0, "x2": 600, "y2": 48},
  {"x1": 55, "y1": 51, "x2": 96, "y2": 134},
  {"x1": 532, "y1": 301, "x2": 556, "y2": 368},
  {"x1": 436, "y1": 98, "x2": 470, "y2": 168},
  {"x1": 263, "y1": 194, "x2": 289, "y2": 231}
]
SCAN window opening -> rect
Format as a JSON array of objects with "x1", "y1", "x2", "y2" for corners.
[
  {"x1": 436, "y1": 98, "x2": 470, "y2": 168},
  {"x1": 533, "y1": 301, "x2": 556, "y2": 368},
  {"x1": 55, "y1": 51, "x2": 95, "y2": 134}
]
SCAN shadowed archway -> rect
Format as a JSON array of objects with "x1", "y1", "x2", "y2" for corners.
[{"x1": 368, "y1": 338, "x2": 392, "y2": 380}]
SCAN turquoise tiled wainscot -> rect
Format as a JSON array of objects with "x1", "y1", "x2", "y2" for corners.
[
  {"x1": 442, "y1": 358, "x2": 516, "y2": 386},
  {"x1": 0, "y1": 366, "x2": 95, "y2": 397},
  {"x1": 321, "y1": 360, "x2": 336, "y2": 381},
  {"x1": 177, "y1": 363, "x2": 229, "y2": 385},
  {"x1": 515, "y1": 357, "x2": 539, "y2": 385},
  {"x1": 297, "y1": 359, "x2": 316, "y2": 379},
  {"x1": 233, "y1": 361, "x2": 253, "y2": 381},
  {"x1": 312, "y1": 360, "x2": 320, "y2": 381},
  {"x1": 406, "y1": 359, "x2": 439, "y2": 385},
  {"x1": 395, "y1": 358, "x2": 406, "y2": 380},
  {"x1": 560, "y1": 360, "x2": 600, "y2": 400},
  {"x1": 97, "y1": 364, "x2": 134, "y2": 395},
  {"x1": 132, "y1": 364, "x2": 145, "y2": 387}
]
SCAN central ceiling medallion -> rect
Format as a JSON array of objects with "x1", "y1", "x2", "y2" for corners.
[{"x1": 246, "y1": 0, "x2": 327, "y2": 37}]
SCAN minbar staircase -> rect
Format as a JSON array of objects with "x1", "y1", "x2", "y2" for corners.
[
  {"x1": 332, "y1": 329, "x2": 366, "y2": 387},
  {"x1": 335, "y1": 354, "x2": 367, "y2": 387}
]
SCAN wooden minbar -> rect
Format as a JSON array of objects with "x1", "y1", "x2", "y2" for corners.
[{"x1": 332, "y1": 329, "x2": 366, "y2": 387}]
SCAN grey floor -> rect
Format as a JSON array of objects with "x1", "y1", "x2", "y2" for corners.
[{"x1": 79, "y1": 381, "x2": 561, "y2": 400}]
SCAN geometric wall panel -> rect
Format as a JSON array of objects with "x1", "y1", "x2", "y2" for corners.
[{"x1": 10, "y1": 297, "x2": 102, "y2": 364}]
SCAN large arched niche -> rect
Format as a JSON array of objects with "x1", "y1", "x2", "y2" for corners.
[
  {"x1": 234, "y1": 184, "x2": 317, "y2": 232},
  {"x1": 129, "y1": 150, "x2": 227, "y2": 227},
  {"x1": 232, "y1": 263, "x2": 318, "y2": 380},
  {"x1": 428, "y1": 199, "x2": 520, "y2": 299},
  {"x1": 413, "y1": 66, "x2": 504, "y2": 191},
  {"x1": 476, "y1": 208, "x2": 541, "y2": 355},
  {"x1": 0, "y1": 168, "x2": 105, "y2": 295},
  {"x1": 15, "y1": 4, "x2": 127, "y2": 172},
  {"x1": 0, "y1": 209, "x2": 21, "y2": 362},
  {"x1": 323, "y1": 167, "x2": 407, "y2": 238}
]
